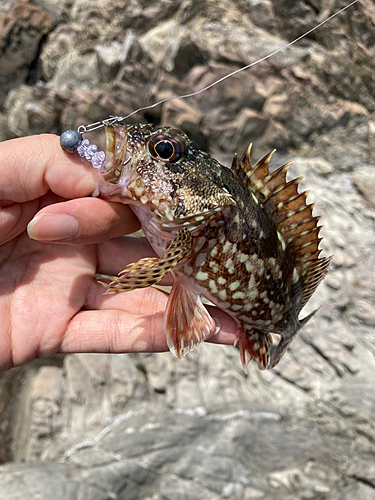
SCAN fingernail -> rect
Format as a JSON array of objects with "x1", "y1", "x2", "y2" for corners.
[{"x1": 27, "y1": 214, "x2": 79, "y2": 241}]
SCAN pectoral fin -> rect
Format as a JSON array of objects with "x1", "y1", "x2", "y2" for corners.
[
  {"x1": 155, "y1": 204, "x2": 234, "y2": 232},
  {"x1": 98, "y1": 228, "x2": 194, "y2": 293},
  {"x1": 164, "y1": 280, "x2": 219, "y2": 359}
]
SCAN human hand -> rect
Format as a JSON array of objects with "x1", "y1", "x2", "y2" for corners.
[{"x1": 0, "y1": 134, "x2": 236, "y2": 372}]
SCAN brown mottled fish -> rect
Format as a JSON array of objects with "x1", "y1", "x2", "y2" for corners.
[{"x1": 94, "y1": 123, "x2": 332, "y2": 371}]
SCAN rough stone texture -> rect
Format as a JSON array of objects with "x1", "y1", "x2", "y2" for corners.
[
  {"x1": 0, "y1": 0, "x2": 54, "y2": 103},
  {"x1": 0, "y1": 0, "x2": 375, "y2": 499}
]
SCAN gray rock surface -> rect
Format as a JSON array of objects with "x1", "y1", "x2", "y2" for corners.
[{"x1": 0, "y1": 0, "x2": 375, "y2": 499}]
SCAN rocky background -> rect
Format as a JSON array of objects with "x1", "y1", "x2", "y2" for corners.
[{"x1": 0, "y1": 0, "x2": 375, "y2": 498}]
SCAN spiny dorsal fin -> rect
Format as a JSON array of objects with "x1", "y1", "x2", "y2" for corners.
[
  {"x1": 231, "y1": 153, "x2": 238, "y2": 170},
  {"x1": 247, "y1": 149, "x2": 276, "y2": 186},
  {"x1": 235, "y1": 145, "x2": 278, "y2": 195},
  {"x1": 231, "y1": 144, "x2": 251, "y2": 186},
  {"x1": 235, "y1": 143, "x2": 332, "y2": 304}
]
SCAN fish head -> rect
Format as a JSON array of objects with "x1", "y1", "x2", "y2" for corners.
[{"x1": 94, "y1": 123, "x2": 236, "y2": 227}]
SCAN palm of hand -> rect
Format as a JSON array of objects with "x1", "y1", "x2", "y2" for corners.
[{"x1": 0, "y1": 200, "x2": 169, "y2": 372}]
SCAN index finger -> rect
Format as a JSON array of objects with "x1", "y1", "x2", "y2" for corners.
[{"x1": 0, "y1": 134, "x2": 98, "y2": 203}]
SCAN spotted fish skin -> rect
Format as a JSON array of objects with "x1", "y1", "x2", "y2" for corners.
[{"x1": 94, "y1": 123, "x2": 332, "y2": 370}]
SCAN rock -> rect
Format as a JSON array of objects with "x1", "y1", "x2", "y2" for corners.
[
  {"x1": 161, "y1": 98, "x2": 206, "y2": 150},
  {"x1": 272, "y1": 0, "x2": 316, "y2": 40},
  {"x1": 243, "y1": 487, "x2": 266, "y2": 499},
  {"x1": 0, "y1": 0, "x2": 375, "y2": 498},
  {"x1": 261, "y1": 120, "x2": 290, "y2": 152},
  {"x1": 172, "y1": 34, "x2": 208, "y2": 78},
  {"x1": 0, "y1": 112, "x2": 13, "y2": 142},
  {"x1": 71, "y1": 0, "x2": 180, "y2": 31},
  {"x1": 352, "y1": 299, "x2": 375, "y2": 326},
  {"x1": 12, "y1": 366, "x2": 63, "y2": 462},
  {"x1": 0, "y1": 1, "x2": 18, "y2": 14},
  {"x1": 356, "y1": 423, "x2": 375, "y2": 443},
  {"x1": 345, "y1": 482, "x2": 375, "y2": 500},
  {"x1": 235, "y1": 0, "x2": 275, "y2": 32},
  {"x1": 95, "y1": 41, "x2": 123, "y2": 81},
  {"x1": 4, "y1": 84, "x2": 61, "y2": 136},
  {"x1": 117, "y1": 33, "x2": 157, "y2": 86},
  {"x1": 352, "y1": 170, "x2": 375, "y2": 209},
  {"x1": 0, "y1": 0, "x2": 54, "y2": 103},
  {"x1": 30, "y1": 0, "x2": 72, "y2": 22},
  {"x1": 140, "y1": 19, "x2": 186, "y2": 72},
  {"x1": 0, "y1": 462, "x2": 79, "y2": 500},
  {"x1": 184, "y1": 63, "x2": 268, "y2": 136},
  {"x1": 209, "y1": 108, "x2": 269, "y2": 158},
  {"x1": 53, "y1": 52, "x2": 99, "y2": 91},
  {"x1": 40, "y1": 26, "x2": 81, "y2": 82},
  {"x1": 292, "y1": 157, "x2": 334, "y2": 178},
  {"x1": 263, "y1": 92, "x2": 290, "y2": 122},
  {"x1": 347, "y1": 461, "x2": 375, "y2": 488}
]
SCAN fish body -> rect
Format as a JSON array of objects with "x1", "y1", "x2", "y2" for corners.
[{"x1": 94, "y1": 123, "x2": 331, "y2": 370}]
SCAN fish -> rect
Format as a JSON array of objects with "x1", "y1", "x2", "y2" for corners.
[{"x1": 93, "y1": 122, "x2": 332, "y2": 371}]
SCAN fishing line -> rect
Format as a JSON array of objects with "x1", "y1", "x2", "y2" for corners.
[{"x1": 75, "y1": 0, "x2": 359, "y2": 134}]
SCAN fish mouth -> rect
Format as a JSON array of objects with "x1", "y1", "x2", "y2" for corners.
[{"x1": 100, "y1": 123, "x2": 132, "y2": 184}]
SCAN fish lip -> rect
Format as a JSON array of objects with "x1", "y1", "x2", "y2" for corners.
[{"x1": 100, "y1": 123, "x2": 131, "y2": 182}]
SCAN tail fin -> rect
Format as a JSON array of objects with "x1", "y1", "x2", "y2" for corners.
[
  {"x1": 269, "y1": 308, "x2": 320, "y2": 368},
  {"x1": 298, "y1": 307, "x2": 320, "y2": 328}
]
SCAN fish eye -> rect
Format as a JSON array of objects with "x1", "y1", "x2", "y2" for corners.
[{"x1": 148, "y1": 134, "x2": 185, "y2": 162}]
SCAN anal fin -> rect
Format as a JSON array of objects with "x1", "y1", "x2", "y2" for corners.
[
  {"x1": 235, "y1": 328, "x2": 273, "y2": 373},
  {"x1": 164, "y1": 280, "x2": 218, "y2": 359}
]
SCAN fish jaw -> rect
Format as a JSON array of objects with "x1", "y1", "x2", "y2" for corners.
[
  {"x1": 94, "y1": 123, "x2": 176, "y2": 209},
  {"x1": 92, "y1": 122, "x2": 133, "y2": 201}
]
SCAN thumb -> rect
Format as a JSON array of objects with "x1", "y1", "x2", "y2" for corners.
[
  {"x1": 27, "y1": 197, "x2": 141, "y2": 244},
  {"x1": 0, "y1": 134, "x2": 97, "y2": 203}
]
